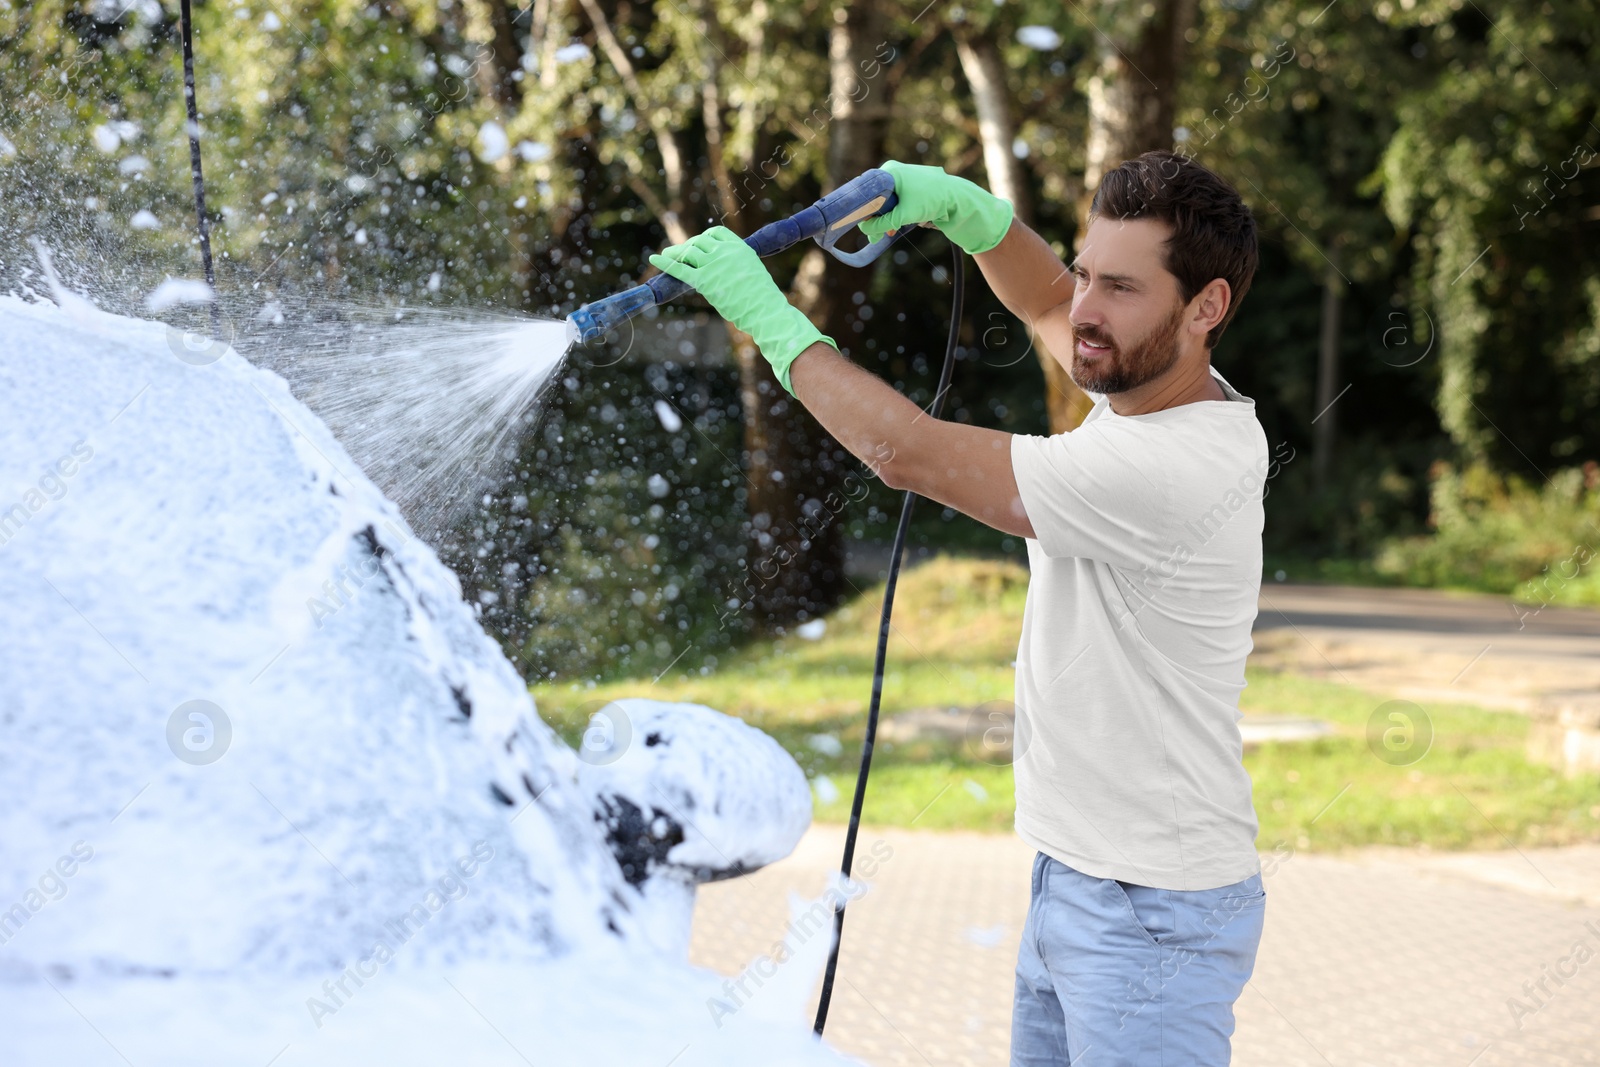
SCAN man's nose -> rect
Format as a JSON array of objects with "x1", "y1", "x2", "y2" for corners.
[{"x1": 1069, "y1": 287, "x2": 1104, "y2": 332}]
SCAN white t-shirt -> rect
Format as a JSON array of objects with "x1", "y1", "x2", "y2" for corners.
[{"x1": 1008, "y1": 368, "x2": 1266, "y2": 891}]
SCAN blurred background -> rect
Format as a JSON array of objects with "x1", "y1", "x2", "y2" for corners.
[{"x1": 7, "y1": 0, "x2": 1598, "y2": 679}]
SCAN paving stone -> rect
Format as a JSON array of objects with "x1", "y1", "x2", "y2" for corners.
[{"x1": 691, "y1": 825, "x2": 1600, "y2": 1066}]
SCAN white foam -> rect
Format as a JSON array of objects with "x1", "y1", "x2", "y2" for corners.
[
  {"x1": 144, "y1": 277, "x2": 212, "y2": 309},
  {"x1": 0, "y1": 295, "x2": 850, "y2": 1065}
]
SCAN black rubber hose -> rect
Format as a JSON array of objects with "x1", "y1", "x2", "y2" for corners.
[{"x1": 813, "y1": 241, "x2": 965, "y2": 1036}]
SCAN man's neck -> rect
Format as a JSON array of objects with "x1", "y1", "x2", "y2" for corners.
[{"x1": 1108, "y1": 354, "x2": 1225, "y2": 416}]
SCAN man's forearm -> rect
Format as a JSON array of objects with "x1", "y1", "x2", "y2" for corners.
[
  {"x1": 973, "y1": 219, "x2": 1076, "y2": 325},
  {"x1": 787, "y1": 342, "x2": 1034, "y2": 538},
  {"x1": 788, "y1": 342, "x2": 920, "y2": 481}
]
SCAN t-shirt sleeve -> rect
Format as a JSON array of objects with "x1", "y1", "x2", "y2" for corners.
[{"x1": 1010, "y1": 422, "x2": 1170, "y2": 569}]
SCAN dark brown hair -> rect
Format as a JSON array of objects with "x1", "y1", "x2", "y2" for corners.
[{"x1": 1089, "y1": 150, "x2": 1258, "y2": 348}]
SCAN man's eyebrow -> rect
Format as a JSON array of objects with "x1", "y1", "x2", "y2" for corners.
[{"x1": 1071, "y1": 264, "x2": 1141, "y2": 286}]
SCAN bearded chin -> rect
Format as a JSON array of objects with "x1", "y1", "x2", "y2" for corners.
[
  {"x1": 1068, "y1": 305, "x2": 1186, "y2": 394},
  {"x1": 1070, "y1": 347, "x2": 1131, "y2": 394}
]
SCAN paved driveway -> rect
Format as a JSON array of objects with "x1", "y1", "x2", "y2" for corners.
[
  {"x1": 1252, "y1": 583, "x2": 1600, "y2": 711},
  {"x1": 691, "y1": 825, "x2": 1600, "y2": 1066}
]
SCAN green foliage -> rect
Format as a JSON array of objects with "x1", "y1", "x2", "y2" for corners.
[
  {"x1": 1374, "y1": 0, "x2": 1600, "y2": 468},
  {"x1": 1192, "y1": 0, "x2": 1417, "y2": 288},
  {"x1": 0, "y1": 0, "x2": 576, "y2": 311},
  {"x1": 0, "y1": 2, "x2": 191, "y2": 299},
  {"x1": 1180, "y1": 3, "x2": 1451, "y2": 571},
  {"x1": 1262, "y1": 435, "x2": 1434, "y2": 562},
  {"x1": 1188, "y1": 0, "x2": 1600, "y2": 578},
  {"x1": 1375, "y1": 460, "x2": 1600, "y2": 602}
]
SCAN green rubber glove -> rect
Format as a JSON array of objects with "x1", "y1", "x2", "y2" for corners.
[
  {"x1": 858, "y1": 160, "x2": 1014, "y2": 255},
  {"x1": 649, "y1": 226, "x2": 835, "y2": 395}
]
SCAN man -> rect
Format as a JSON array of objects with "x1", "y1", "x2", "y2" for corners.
[{"x1": 651, "y1": 151, "x2": 1268, "y2": 1065}]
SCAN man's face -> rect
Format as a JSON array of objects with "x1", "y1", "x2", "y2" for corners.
[{"x1": 1064, "y1": 216, "x2": 1191, "y2": 395}]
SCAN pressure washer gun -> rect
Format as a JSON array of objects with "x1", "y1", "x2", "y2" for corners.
[{"x1": 565, "y1": 168, "x2": 904, "y2": 345}]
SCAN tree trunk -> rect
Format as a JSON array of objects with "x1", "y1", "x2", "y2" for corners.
[
  {"x1": 733, "y1": 0, "x2": 894, "y2": 629},
  {"x1": 1313, "y1": 265, "x2": 1343, "y2": 492},
  {"x1": 463, "y1": 0, "x2": 542, "y2": 307},
  {"x1": 727, "y1": 313, "x2": 849, "y2": 630},
  {"x1": 1063, "y1": 0, "x2": 1197, "y2": 434},
  {"x1": 955, "y1": 34, "x2": 1030, "y2": 224},
  {"x1": 475, "y1": 0, "x2": 525, "y2": 108},
  {"x1": 953, "y1": 31, "x2": 1095, "y2": 434},
  {"x1": 532, "y1": 0, "x2": 566, "y2": 91},
  {"x1": 818, "y1": 0, "x2": 893, "y2": 360},
  {"x1": 1080, "y1": 0, "x2": 1197, "y2": 220}
]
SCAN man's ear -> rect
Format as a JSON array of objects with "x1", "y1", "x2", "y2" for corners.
[{"x1": 1189, "y1": 278, "x2": 1232, "y2": 340}]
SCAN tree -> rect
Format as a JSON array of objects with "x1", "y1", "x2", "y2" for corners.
[
  {"x1": 535, "y1": 0, "x2": 910, "y2": 629},
  {"x1": 747, "y1": 0, "x2": 898, "y2": 627},
  {"x1": 955, "y1": 32, "x2": 1032, "y2": 226},
  {"x1": 939, "y1": 0, "x2": 1202, "y2": 435},
  {"x1": 869, "y1": 8, "x2": 1093, "y2": 436},
  {"x1": 1375, "y1": 0, "x2": 1600, "y2": 475},
  {"x1": 954, "y1": 24, "x2": 1058, "y2": 422},
  {"x1": 1057, "y1": 0, "x2": 1198, "y2": 433}
]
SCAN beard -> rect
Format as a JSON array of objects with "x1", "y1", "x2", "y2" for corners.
[{"x1": 1069, "y1": 302, "x2": 1186, "y2": 395}]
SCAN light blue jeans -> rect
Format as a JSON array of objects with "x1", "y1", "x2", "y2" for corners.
[{"x1": 1011, "y1": 852, "x2": 1265, "y2": 1066}]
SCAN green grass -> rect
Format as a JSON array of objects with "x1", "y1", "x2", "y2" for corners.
[
  {"x1": 1238, "y1": 671, "x2": 1600, "y2": 850},
  {"x1": 533, "y1": 556, "x2": 1600, "y2": 851}
]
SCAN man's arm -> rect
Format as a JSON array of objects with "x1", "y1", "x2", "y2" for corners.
[
  {"x1": 644, "y1": 223, "x2": 1041, "y2": 539},
  {"x1": 788, "y1": 342, "x2": 1035, "y2": 539},
  {"x1": 972, "y1": 219, "x2": 1078, "y2": 325}
]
